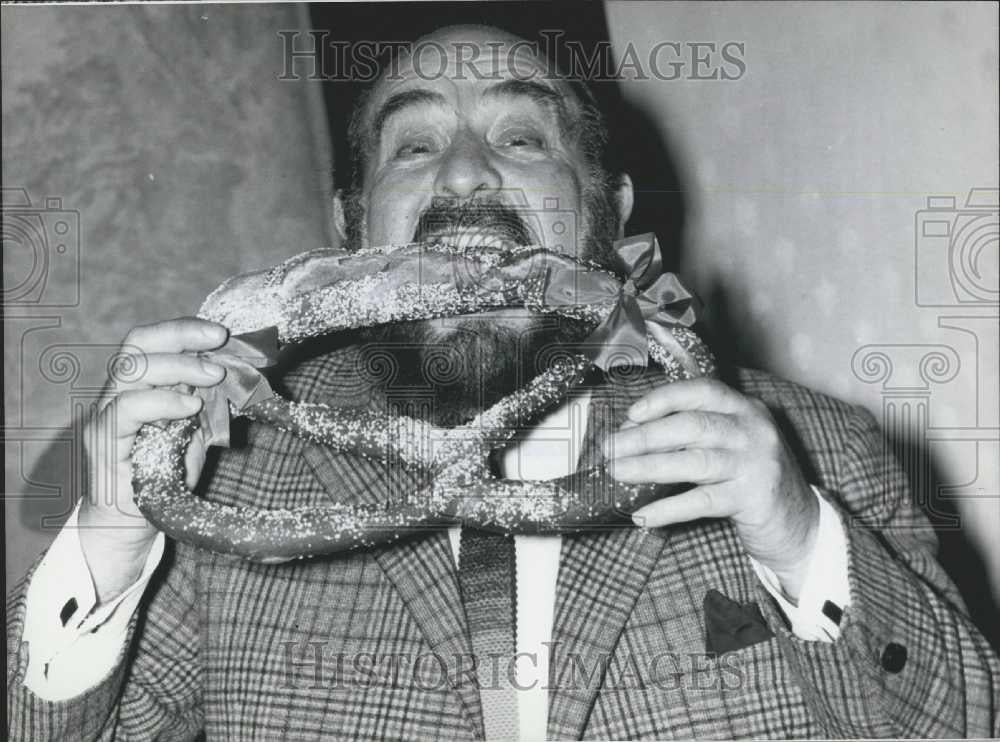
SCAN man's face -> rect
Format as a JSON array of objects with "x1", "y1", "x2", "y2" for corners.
[
  {"x1": 344, "y1": 27, "x2": 627, "y2": 426},
  {"x1": 351, "y1": 27, "x2": 602, "y2": 259}
]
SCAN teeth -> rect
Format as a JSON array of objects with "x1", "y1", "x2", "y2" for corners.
[{"x1": 435, "y1": 229, "x2": 512, "y2": 251}]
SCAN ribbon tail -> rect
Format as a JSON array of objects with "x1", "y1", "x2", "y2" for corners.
[
  {"x1": 199, "y1": 386, "x2": 233, "y2": 449},
  {"x1": 195, "y1": 327, "x2": 280, "y2": 449},
  {"x1": 243, "y1": 378, "x2": 277, "y2": 409},
  {"x1": 637, "y1": 272, "x2": 701, "y2": 328},
  {"x1": 584, "y1": 297, "x2": 649, "y2": 371}
]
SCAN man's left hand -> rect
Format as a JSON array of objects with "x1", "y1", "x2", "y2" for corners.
[{"x1": 605, "y1": 378, "x2": 820, "y2": 601}]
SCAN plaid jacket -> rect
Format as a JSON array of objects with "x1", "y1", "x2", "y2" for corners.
[{"x1": 8, "y1": 346, "x2": 1000, "y2": 740}]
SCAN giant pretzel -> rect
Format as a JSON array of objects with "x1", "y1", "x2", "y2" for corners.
[{"x1": 130, "y1": 241, "x2": 716, "y2": 562}]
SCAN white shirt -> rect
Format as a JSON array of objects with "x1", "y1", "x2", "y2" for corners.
[{"x1": 22, "y1": 394, "x2": 850, "y2": 741}]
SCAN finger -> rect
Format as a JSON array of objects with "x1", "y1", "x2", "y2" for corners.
[
  {"x1": 631, "y1": 485, "x2": 727, "y2": 528},
  {"x1": 605, "y1": 411, "x2": 744, "y2": 459},
  {"x1": 610, "y1": 448, "x2": 737, "y2": 485},
  {"x1": 122, "y1": 318, "x2": 228, "y2": 355},
  {"x1": 625, "y1": 378, "x2": 748, "y2": 424},
  {"x1": 110, "y1": 352, "x2": 226, "y2": 391},
  {"x1": 105, "y1": 389, "x2": 203, "y2": 445}
]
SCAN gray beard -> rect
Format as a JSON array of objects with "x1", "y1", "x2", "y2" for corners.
[{"x1": 359, "y1": 313, "x2": 592, "y2": 428}]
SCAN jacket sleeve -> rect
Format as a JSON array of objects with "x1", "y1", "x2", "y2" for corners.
[
  {"x1": 758, "y1": 403, "x2": 1000, "y2": 738},
  {"x1": 7, "y1": 543, "x2": 204, "y2": 741}
]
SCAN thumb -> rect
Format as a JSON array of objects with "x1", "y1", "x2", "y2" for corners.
[{"x1": 184, "y1": 427, "x2": 208, "y2": 490}]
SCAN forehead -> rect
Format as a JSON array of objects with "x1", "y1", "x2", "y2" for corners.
[{"x1": 366, "y1": 29, "x2": 576, "y2": 116}]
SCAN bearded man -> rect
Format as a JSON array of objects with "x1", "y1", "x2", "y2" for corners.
[{"x1": 7, "y1": 25, "x2": 999, "y2": 741}]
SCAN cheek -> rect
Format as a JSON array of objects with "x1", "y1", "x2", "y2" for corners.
[
  {"x1": 365, "y1": 172, "x2": 431, "y2": 246},
  {"x1": 506, "y1": 163, "x2": 584, "y2": 254},
  {"x1": 507, "y1": 160, "x2": 582, "y2": 211}
]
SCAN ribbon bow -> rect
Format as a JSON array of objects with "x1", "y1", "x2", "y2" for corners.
[
  {"x1": 195, "y1": 327, "x2": 279, "y2": 448},
  {"x1": 538, "y1": 233, "x2": 699, "y2": 370}
]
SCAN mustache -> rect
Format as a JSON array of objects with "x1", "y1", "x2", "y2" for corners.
[{"x1": 412, "y1": 199, "x2": 536, "y2": 247}]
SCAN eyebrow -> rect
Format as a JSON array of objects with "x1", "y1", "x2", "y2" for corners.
[
  {"x1": 481, "y1": 78, "x2": 566, "y2": 115},
  {"x1": 370, "y1": 88, "x2": 450, "y2": 144}
]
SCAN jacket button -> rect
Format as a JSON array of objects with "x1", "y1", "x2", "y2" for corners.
[{"x1": 880, "y1": 642, "x2": 907, "y2": 673}]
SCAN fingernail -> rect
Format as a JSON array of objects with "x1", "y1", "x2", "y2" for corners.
[
  {"x1": 202, "y1": 323, "x2": 227, "y2": 342},
  {"x1": 200, "y1": 359, "x2": 224, "y2": 379},
  {"x1": 184, "y1": 395, "x2": 203, "y2": 412}
]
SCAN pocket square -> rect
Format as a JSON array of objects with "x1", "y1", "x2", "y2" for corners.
[{"x1": 704, "y1": 588, "x2": 774, "y2": 654}]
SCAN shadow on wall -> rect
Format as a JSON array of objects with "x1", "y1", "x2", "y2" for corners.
[{"x1": 898, "y1": 432, "x2": 1000, "y2": 650}]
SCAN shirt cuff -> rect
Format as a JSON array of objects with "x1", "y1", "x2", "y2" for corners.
[
  {"x1": 750, "y1": 486, "x2": 851, "y2": 642},
  {"x1": 21, "y1": 503, "x2": 164, "y2": 700}
]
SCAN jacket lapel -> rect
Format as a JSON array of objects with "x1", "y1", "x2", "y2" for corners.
[
  {"x1": 295, "y1": 347, "x2": 483, "y2": 737},
  {"x1": 298, "y1": 350, "x2": 671, "y2": 740},
  {"x1": 303, "y1": 442, "x2": 484, "y2": 736},
  {"x1": 372, "y1": 532, "x2": 484, "y2": 737},
  {"x1": 547, "y1": 369, "x2": 668, "y2": 739},
  {"x1": 547, "y1": 528, "x2": 667, "y2": 739}
]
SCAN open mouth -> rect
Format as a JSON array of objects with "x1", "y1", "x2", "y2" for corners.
[{"x1": 414, "y1": 202, "x2": 537, "y2": 251}]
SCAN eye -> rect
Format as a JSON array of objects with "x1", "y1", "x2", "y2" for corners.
[
  {"x1": 497, "y1": 129, "x2": 546, "y2": 150},
  {"x1": 507, "y1": 135, "x2": 541, "y2": 148},
  {"x1": 393, "y1": 138, "x2": 439, "y2": 159}
]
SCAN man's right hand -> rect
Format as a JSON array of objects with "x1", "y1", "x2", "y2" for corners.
[{"x1": 77, "y1": 318, "x2": 228, "y2": 603}]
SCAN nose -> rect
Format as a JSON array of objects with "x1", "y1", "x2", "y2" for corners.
[{"x1": 433, "y1": 128, "x2": 502, "y2": 199}]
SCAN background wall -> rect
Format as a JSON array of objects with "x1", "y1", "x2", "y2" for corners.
[
  {"x1": 4, "y1": 2, "x2": 997, "y2": 645},
  {"x1": 605, "y1": 1, "x2": 999, "y2": 634},
  {"x1": 3, "y1": 4, "x2": 332, "y2": 583}
]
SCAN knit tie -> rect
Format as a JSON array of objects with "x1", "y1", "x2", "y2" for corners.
[{"x1": 458, "y1": 527, "x2": 520, "y2": 740}]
